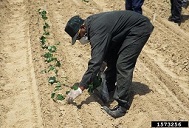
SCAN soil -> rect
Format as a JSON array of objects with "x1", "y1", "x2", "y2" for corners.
[{"x1": 0, "y1": 0, "x2": 189, "y2": 128}]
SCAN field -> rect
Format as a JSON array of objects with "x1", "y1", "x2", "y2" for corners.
[{"x1": 0, "y1": 0, "x2": 189, "y2": 128}]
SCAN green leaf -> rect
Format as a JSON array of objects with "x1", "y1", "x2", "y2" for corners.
[
  {"x1": 54, "y1": 87, "x2": 61, "y2": 92},
  {"x1": 55, "y1": 69, "x2": 58, "y2": 75},
  {"x1": 48, "y1": 65, "x2": 58, "y2": 74},
  {"x1": 54, "y1": 83, "x2": 62, "y2": 91},
  {"x1": 45, "y1": 57, "x2": 57, "y2": 63},
  {"x1": 41, "y1": 10, "x2": 48, "y2": 20},
  {"x1": 48, "y1": 46, "x2": 57, "y2": 52},
  {"x1": 56, "y1": 82, "x2": 61, "y2": 87},
  {"x1": 66, "y1": 91, "x2": 70, "y2": 95},
  {"x1": 42, "y1": 16, "x2": 48, "y2": 20},
  {"x1": 87, "y1": 84, "x2": 93, "y2": 93},
  {"x1": 42, "y1": 45, "x2": 48, "y2": 49},
  {"x1": 48, "y1": 76, "x2": 56, "y2": 84},
  {"x1": 45, "y1": 22, "x2": 50, "y2": 27},
  {"x1": 52, "y1": 57, "x2": 57, "y2": 61},
  {"x1": 87, "y1": 75, "x2": 102, "y2": 93},
  {"x1": 41, "y1": 10, "x2": 46, "y2": 15},
  {"x1": 55, "y1": 60, "x2": 61, "y2": 67},
  {"x1": 43, "y1": 22, "x2": 50, "y2": 29},
  {"x1": 46, "y1": 57, "x2": 55, "y2": 63},
  {"x1": 93, "y1": 76, "x2": 102, "y2": 88},
  {"x1": 44, "y1": 52, "x2": 53, "y2": 58},
  {"x1": 56, "y1": 94, "x2": 65, "y2": 101},
  {"x1": 71, "y1": 83, "x2": 79, "y2": 90},
  {"x1": 48, "y1": 65, "x2": 55, "y2": 72},
  {"x1": 40, "y1": 36, "x2": 46, "y2": 45},
  {"x1": 51, "y1": 92, "x2": 55, "y2": 98},
  {"x1": 43, "y1": 31, "x2": 50, "y2": 35},
  {"x1": 82, "y1": 0, "x2": 89, "y2": 2}
]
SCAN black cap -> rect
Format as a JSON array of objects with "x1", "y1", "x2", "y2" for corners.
[{"x1": 65, "y1": 15, "x2": 84, "y2": 45}]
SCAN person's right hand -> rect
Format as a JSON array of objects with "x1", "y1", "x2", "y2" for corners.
[{"x1": 67, "y1": 87, "x2": 82, "y2": 103}]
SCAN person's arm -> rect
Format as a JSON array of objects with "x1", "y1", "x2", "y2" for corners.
[
  {"x1": 79, "y1": 33, "x2": 111, "y2": 89},
  {"x1": 66, "y1": 33, "x2": 111, "y2": 103}
]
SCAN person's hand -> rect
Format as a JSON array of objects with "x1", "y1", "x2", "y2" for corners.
[{"x1": 67, "y1": 87, "x2": 82, "y2": 103}]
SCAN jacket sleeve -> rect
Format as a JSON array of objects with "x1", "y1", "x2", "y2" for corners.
[{"x1": 79, "y1": 33, "x2": 111, "y2": 88}]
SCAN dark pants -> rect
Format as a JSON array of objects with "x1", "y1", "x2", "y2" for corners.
[
  {"x1": 125, "y1": 0, "x2": 144, "y2": 14},
  {"x1": 170, "y1": 0, "x2": 182, "y2": 21},
  {"x1": 105, "y1": 21, "x2": 153, "y2": 108}
]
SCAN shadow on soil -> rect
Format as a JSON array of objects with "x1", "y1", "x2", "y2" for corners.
[
  {"x1": 76, "y1": 82, "x2": 152, "y2": 109},
  {"x1": 182, "y1": 15, "x2": 189, "y2": 23}
]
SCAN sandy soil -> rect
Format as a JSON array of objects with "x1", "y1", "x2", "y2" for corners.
[{"x1": 0, "y1": 0, "x2": 189, "y2": 128}]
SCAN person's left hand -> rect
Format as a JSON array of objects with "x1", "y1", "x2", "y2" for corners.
[{"x1": 67, "y1": 87, "x2": 82, "y2": 103}]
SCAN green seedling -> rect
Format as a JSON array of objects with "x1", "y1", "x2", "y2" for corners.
[
  {"x1": 43, "y1": 31, "x2": 50, "y2": 35},
  {"x1": 48, "y1": 65, "x2": 58, "y2": 74},
  {"x1": 55, "y1": 60, "x2": 61, "y2": 67},
  {"x1": 71, "y1": 83, "x2": 79, "y2": 90},
  {"x1": 88, "y1": 75, "x2": 102, "y2": 93},
  {"x1": 40, "y1": 36, "x2": 46, "y2": 45},
  {"x1": 56, "y1": 94, "x2": 65, "y2": 100},
  {"x1": 43, "y1": 23, "x2": 50, "y2": 35},
  {"x1": 82, "y1": 0, "x2": 89, "y2": 2},
  {"x1": 51, "y1": 93, "x2": 65, "y2": 101},
  {"x1": 56, "y1": 82, "x2": 61, "y2": 88},
  {"x1": 38, "y1": 8, "x2": 65, "y2": 101},
  {"x1": 42, "y1": 45, "x2": 48, "y2": 49},
  {"x1": 88, "y1": 84, "x2": 93, "y2": 94},
  {"x1": 48, "y1": 65, "x2": 55, "y2": 71},
  {"x1": 44, "y1": 52, "x2": 53, "y2": 58},
  {"x1": 48, "y1": 46, "x2": 57, "y2": 52},
  {"x1": 43, "y1": 22, "x2": 50, "y2": 29},
  {"x1": 39, "y1": 9, "x2": 48, "y2": 20},
  {"x1": 46, "y1": 57, "x2": 56, "y2": 63},
  {"x1": 44, "y1": 52, "x2": 56, "y2": 63},
  {"x1": 48, "y1": 76, "x2": 57, "y2": 84},
  {"x1": 54, "y1": 82, "x2": 62, "y2": 91},
  {"x1": 54, "y1": 87, "x2": 61, "y2": 92},
  {"x1": 51, "y1": 92, "x2": 56, "y2": 98},
  {"x1": 66, "y1": 91, "x2": 70, "y2": 95}
]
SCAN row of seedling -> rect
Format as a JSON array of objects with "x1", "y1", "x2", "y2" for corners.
[
  {"x1": 38, "y1": 8, "x2": 66, "y2": 101},
  {"x1": 38, "y1": 8, "x2": 101, "y2": 102}
]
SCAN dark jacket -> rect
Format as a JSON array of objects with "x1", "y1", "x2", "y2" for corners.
[{"x1": 79, "y1": 10, "x2": 153, "y2": 88}]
